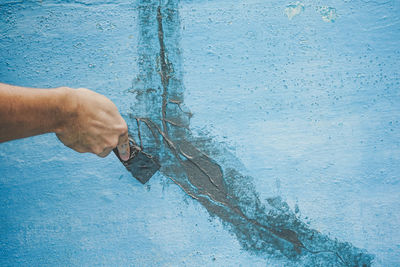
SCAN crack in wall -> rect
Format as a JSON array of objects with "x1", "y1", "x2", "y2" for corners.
[{"x1": 129, "y1": 0, "x2": 373, "y2": 265}]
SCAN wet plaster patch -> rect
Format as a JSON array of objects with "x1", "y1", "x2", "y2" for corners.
[{"x1": 129, "y1": 0, "x2": 373, "y2": 265}]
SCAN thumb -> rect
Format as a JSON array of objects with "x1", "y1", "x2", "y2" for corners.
[{"x1": 117, "y1": 132, "x2": 130, "y2": 161}]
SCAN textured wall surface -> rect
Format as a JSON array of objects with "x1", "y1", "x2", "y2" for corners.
[{"x1": 1, "y1": 0, "x2": 399, "y2": 266}]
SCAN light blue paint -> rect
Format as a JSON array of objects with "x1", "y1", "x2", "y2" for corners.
[{"x1": 0, "y1": 0, "x2": 399, "y2": 266}]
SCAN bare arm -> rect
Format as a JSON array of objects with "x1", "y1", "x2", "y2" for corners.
[{"x1": 0, "y1": 83, "x2": 130, "y2": 160}]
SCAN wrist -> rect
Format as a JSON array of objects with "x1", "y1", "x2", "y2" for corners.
[{"x1": 53, "y1": 87, "x2": 78, "y2": 134}]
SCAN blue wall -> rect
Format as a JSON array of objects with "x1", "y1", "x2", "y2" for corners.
[{"x1": 1, "y1": 0, "x2": 399, "y2": 266}]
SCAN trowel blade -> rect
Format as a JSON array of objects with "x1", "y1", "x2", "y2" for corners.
[{"x1": 113, "y1": 138, "x2": 160, "y2": 184}]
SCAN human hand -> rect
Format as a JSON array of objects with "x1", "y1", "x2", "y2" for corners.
[{"x1": 55, "y1": 87, "x2": 130, "y2": 160}]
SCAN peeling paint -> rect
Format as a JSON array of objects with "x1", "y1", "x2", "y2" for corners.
[
  {"x1": 285, "y1": 2, "x2": 304, "y2": 20},
  {"x1": 317, "y1": 6, "x2": 338, "y2": 23}
]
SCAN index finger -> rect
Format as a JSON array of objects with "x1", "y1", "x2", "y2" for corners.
[{"x1": 117, "y1": 132, "x2": 130, "y2": 161}]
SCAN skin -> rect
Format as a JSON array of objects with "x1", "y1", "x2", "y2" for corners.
[{"x1": 0, "y1": 83, "x2": 130, "y2": 161}]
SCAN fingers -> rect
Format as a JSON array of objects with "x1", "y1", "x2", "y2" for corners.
[
  {"x1": 97, "y1": 147, "x2": 113, "y2": 158},
  {"x1": 117, "y1": 131, "x2": 130, "y2": 161},
  {"x1": 56, "y1": 88, "x2": 130, "y2": 159}
]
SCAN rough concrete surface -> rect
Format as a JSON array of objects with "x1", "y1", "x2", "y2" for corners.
[{"x1": 1, "y1": 0, "x2": 399, "y2": 266}]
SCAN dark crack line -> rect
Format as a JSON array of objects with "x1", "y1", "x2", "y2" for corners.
[
  {"x1": 135, "y1": 118, "x2": 144, "y2": 150},
  {"x1": 136, "y1": 117, "x2": 161, "y2": 146},
  {"x1": 156, "y1": 5, "x2": 220, "y2": 189},
  {"x1": 156, "y1": 5, "x2": 170, "y2": 137},
  {"x1": 163, "y1": 118, "x2": 189, "y2": 129}
]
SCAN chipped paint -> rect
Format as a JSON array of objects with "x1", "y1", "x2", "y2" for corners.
[
  {"x1": 317, "y1": 6, "x2": 338, "y2": 23},
  {"x1": 285, "y1": 2, "x2": 305, "y2": 20}
]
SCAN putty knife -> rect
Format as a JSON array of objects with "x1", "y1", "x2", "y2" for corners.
[{"x1": 113, "y1": 137, "x2": 160, "y2": 184}]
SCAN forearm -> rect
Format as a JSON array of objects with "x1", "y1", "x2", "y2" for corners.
[
  {"x1": 0, "y1": 83, "x2": 72, "y2": 142},
  {"x1": 0, "y1": 83, "x2": 129, "y2": 159}
]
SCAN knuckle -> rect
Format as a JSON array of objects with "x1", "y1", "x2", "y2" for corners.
[
  {"x1": 77, "y1": 88, "x2": 89, "y2": 95},
  {"x1": 105, "y1": 138, "x2": 118, "y2": 148},
  {"x1": 115, "y1": 125, "x2": 127, "y2": 136},
  {"x1": 75, "y1": 147, "x2": 87, "y2": 153},
  {"x1": 119, "y1": 122, "x2": 128, "y2": 134},
  {"x1": 92, "y1": 147, "x2": 103, "y2": 155},
  {"x1": 111, "y1": 138, "x2": 119, "y2": 148}
]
